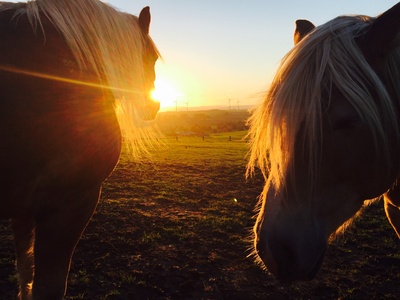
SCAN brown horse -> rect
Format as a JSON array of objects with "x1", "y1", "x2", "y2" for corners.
[
  {"x1": 247, "y1": 3, "x2": 400, "y2": 281},
  {"x1": 0, "y1": 0, "x2": 159, "y2": 299}
]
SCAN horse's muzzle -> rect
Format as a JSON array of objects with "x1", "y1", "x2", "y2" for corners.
[{"x1": 256, "y1": 228, "x2": 327, "y2": 282}]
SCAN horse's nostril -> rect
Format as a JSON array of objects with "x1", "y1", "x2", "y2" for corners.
[{"x1": 268, "y1": 236, "x2": 298, "y2": 279}]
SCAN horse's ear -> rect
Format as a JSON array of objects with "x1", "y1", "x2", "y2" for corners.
[
  {"x1": 139, "y1": 6, "x2": 151, "y2": 34},
  {"x1": 358, "y1": 3, "x2": 400, "y2": 65},
  {"x1": 294, "y1": 19, "x2": 315, "y2": 45}
]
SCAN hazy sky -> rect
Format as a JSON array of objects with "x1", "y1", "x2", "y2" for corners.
[{"x1": 3, "y1": 1, "x2": 400, "y2": 109}]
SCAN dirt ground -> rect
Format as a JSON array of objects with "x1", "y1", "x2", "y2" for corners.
[{"x1": 1, "y1": 136, "x2": 400, "y2": 299}]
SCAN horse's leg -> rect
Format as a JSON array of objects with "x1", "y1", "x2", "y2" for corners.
[
  {"x1": 32, "y1": 185, "x2": 101, "y2": 300},
  {"x1": 384, "y1": 183, "x2": 400, "y2": 238},
  {"x1": 12, "y1": 218, "x2": 35, "y2": 300}
]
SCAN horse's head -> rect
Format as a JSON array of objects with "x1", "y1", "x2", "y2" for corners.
[
  {"x1": 137, "y1": 6, "x2": 160, "y2": 121},
  {"x1": 248, "y1": 3, "x2": 400, "y2": 282}
]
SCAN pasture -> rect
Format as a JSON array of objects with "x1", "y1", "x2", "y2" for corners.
[{"x1": 1, "y1": 129, "x2": 400, "y2": 299}]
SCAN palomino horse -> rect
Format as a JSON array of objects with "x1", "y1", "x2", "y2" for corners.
[
  {"x1": 0, "y1": 0, "x2": 159, "y2": 299},
  {"x1": 247, "y1": 3, "x2": 400, "y2": 281}
]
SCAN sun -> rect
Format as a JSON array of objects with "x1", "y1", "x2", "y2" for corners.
[{"x1": 151, "y1": 79, "x2": 181, "y2": 109}]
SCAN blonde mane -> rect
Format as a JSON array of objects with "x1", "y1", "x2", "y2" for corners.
[
  {"x1": 247, "y1": 15, "x2": 400, "y2": 195},
  {"x1": 1, "y1": 0, "x2": 159, "y2": 157}
]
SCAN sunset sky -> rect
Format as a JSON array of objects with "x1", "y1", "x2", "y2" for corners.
[
  {"x1": 4, "y1": 1, "x2": 399, "y2": 110},
  {"x1": 109, "y1": 0, "x2": 399, "y2": 110}
]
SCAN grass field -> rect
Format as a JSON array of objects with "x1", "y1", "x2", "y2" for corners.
[{"x1": 1, "y1": 131, "x2": 400, "y2": 299}]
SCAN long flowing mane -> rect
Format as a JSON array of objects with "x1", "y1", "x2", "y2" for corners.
[
  {"x1": 247, "y1": 15, "x2": 400, "y2": 195},
  {"x1": 0, "y1": 0, "x2": 159, "y2": 156}
]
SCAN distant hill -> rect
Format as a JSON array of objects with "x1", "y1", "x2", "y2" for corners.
[
  {"x1": 155, "y1": 109, "x2": 250, "y2": 135},
  {"x1": 160, "y1": 104, "x2": 254, "y2": 112}
]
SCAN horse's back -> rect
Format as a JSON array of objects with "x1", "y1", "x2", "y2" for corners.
[{"x1": 0, "y1": 6, "x2": 121, "y2": 217}]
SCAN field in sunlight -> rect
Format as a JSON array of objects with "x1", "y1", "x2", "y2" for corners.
[{"x1": 1, "y1": 131, "x2": 400, "y2": 299}]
